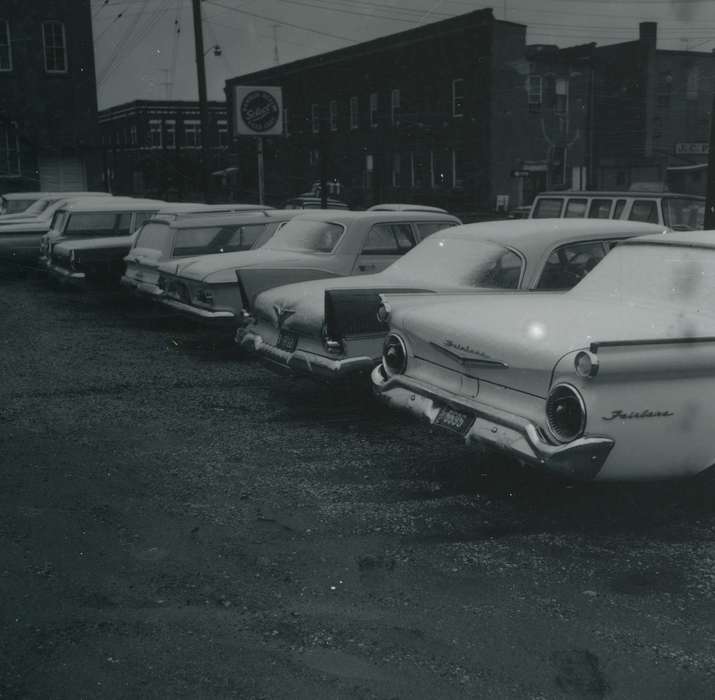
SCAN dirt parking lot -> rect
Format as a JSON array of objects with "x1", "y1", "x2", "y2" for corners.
[{"x1": 2, "y1": 263, "x2": 715, "y2": 699}]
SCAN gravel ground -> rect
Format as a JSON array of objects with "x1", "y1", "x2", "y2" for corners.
[{"x1": 2, "y1": 263, "x2": 715, "y2": 699}]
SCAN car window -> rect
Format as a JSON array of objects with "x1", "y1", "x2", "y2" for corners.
[
  {"x1": 173, "y1": 223, "x2": 270, "y2": 256},
  {"x1": 266, "y1": 218, "x2": 345, "y2": 253},
  {"x1": 565, "y1": 198, "x2": 587, "y2": 218},
  {"x1": 135, "y1": 222, "x2": 170, "y2": 252},
  {"x1": 50, "y1": 210, "x2": 68, "y2": 232},
  {"x1": 662, "y1": 197, "x2": 705, "y2": 231},
  {"x1": 117, "y1": 212, "x2": 133, "y2": 235},
  {"x1": 415, "y1": 221, "x2": 457, "y2": 239},
  {"x1": 133, "y1": 210, "x2": 156, "y2": 231},
  {"x1": 65, "y1": 212, "x2": 117, "y2": 236},
  {"x1": 475, "y1": 248, "x2": 522, "y2": 289},
  {"x1": 612, "y1": 199, "x2": 627, "y2": 218},
  {"x1": 532, "y1": 197, "x2": 564, "y2": 218},
  {"x1": 628, "y1": 199, "x2": 658, "y2": 224},
  {"x1": 362, "y1": 223, "x2": 415, "y2": 255},
  {"x1": 536, "y1": 241, "x2": 607, "y2": 290},
  {"x1": 588, "y1": 199, "x2": 612, "y2": 218}
]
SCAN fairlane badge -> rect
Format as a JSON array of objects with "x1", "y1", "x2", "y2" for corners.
[
  {"x1": 431, "y1": 339, "x2": 508, "y2": 367},
  {"x1": 273, "y1": 304, "x2": 295, "y2": 329},
  {"x1": 602, "y1": 409, "x2": 674, "y2": 421}
]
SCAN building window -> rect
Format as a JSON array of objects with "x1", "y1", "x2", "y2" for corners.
[
  {"x1": 329, "y1": 100, "x2": 338, "y2": 131},
  {"x1": 527, "y1": 75, "x2": 542, "y2": 112},
  {"x1": 392, "y1": 153, "x2": 401, "y2": 187},
  {"x1": 42, "y1": 21, "x2": 67, "y2": 73},
  {"x1": 184, "y1": 120, "x2": 200, "y2": 147},
  {"x1": 686, "y1": 66, "x2": 699, "y2": 100},
  {"x1": 350, "y1": 96, "x2": 358, "y2": 129},
  {"x1": 311, "y1": 104, "x2": 320, "y2": 134},
  {"x1": 216, "y1": 120, "x2": 227, "y2": 147},
  {"x1": 554, "y1": 78, "x2": 568, "y2": 115},
  {"x1": 0, "y1": 20, "x2": 11, "y2": 71},
  {"x1": 149, "y1": 120, "x2": 162, "y2": 148},
  {"x1": 369, "y1": 93, "x2": 378, "y2": 127},
  {"x1": 165, "y1": 120, "x2": 176, "y2": 148},
  {"x1": 391, "y1": 89, "x2": 400, "y2": 125},
  {"x1": 130, "y1": 125, "x2": 137, "y2": 146},
  {"x1": 452, "y1": 78, "x2": 464, "y2": 117},
  {"x1": 0, "y1": 125, "x2": 20, "y2": 175}
]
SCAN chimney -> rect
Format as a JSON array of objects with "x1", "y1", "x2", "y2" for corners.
[{"x1": 639, "y1": 22, "x2": 657, "y2": 47}]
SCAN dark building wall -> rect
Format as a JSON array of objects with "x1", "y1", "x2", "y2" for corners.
[
  {"x1": 227, "y1": 9, "x2": 512, "y2": 215},
  {"x1": 0, "y1": 0, "x2": 101, "y2": 191}
]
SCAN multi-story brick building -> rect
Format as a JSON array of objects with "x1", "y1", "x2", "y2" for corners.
[{"x1": 0, "y1": 0, "x2": 102, "y2": 192}]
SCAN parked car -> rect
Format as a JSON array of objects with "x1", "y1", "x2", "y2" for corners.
[
  {"x1": 530, "y1": 190, "x2": 704, "y2": 230},
  {"x1": 121, "y1": 209, "x2": 303, "y2": 298},
  {"x1": 371, "y1": 229, "x2": 715, "y2": 481},
  {"x1": 42, "y1": 198, "x2": 163, "y2": 276},
  {"x1": 238, "y1": 219, "x2": 667, "y2": 382},
  {"x1": 157, "y1": 210, "x2": 461, "y2": 325},
  {"x1": 281, "y1": 195, "x2": 349, "y2": 210},
  {"x1": 0, "y1": 191, "x2": 109, "y2": 217},
  {"x1": 0, "y1": 195, "x2": 116, "y2": 263}
]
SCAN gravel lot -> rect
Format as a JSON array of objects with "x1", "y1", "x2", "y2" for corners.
[{"x1": 2, "y1": 263, "x2": 715, "y2": 699}]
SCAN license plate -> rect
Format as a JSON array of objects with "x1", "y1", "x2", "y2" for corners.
[
  {"x1": 434, "y1": 405, "x2": 475, "y2": 435},
  {"x1": 276, "y1": 331, "x2": 298, "y2": 353}
]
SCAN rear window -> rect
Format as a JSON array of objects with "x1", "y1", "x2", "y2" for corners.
[
  {"x1": 267, "y1": 219, "x2": 345, "y2": 253},
  {"x1": 4, "y1": 198, "x2": 36, "y2": 214},
  {"x1": 133, "y1": 210, "x2": 157, "y2": 231},
  {"x1": 612, "y1": 199, "x2": 627, "y2": 218},
  {"x1": 415, "y1": 221, "x2": 457, "y2": 239},
  {"x1": 662, "y1": 197, "x2": 704, "y2": 231},
  {"x1": 65, "y1": 212, "x2": 117, "y2": 236},
  {"x1": 172, "y1": 223, "x2": 269, "y2": 256},
  {"x1": 532, "y1": 198, "x2": 564, "y2": 218},
  {"x1": 588, "y1": 199, "x2": 612, "y2": 219},
  {"x1": 564, "y1": 198, "x2": 587, "y2": 218},
  {"x1": 361, "y1": 223, "x2": 416, "y2": 255},
  {"x1": 135, "y1": 222, "x2": 170, "y2": 253}
]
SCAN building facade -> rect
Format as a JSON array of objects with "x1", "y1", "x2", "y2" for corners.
[
  {"x1": 0, "y1": 0, "x2": 102, "y2": 193},
  {"x1": 98, "y1": 100, "x2": 235, "y2": 202}
]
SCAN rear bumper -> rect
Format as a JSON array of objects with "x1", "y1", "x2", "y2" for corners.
[
  {"x1": 46, "y1": 262, "x2": 85, "y2": 286},
  {"x1": 371, "y1": 365, "x2": 614, "y2": 481},
  {"x1": 120, "y1": 275, "x2": 163, "y2": 298},
  {"x1": 159, "y1": 296, "x2": 236, "y2": 324},
  {"x1": 239, "y1": 328, "x2": 375, "y2": 381}
]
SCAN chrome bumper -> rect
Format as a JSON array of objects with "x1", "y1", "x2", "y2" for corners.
[
  {"x1": 159, "y1": 296, "x2": 236, "y2": 323},
  {"x1": 46, "y1": 263, "x2": 85, "y2": 285},
  {"x1": 371, "y1": 365, "x2": 613, "y2": 481},
  {"x1": 120, "y1": 275, "x2": 163, "y2": 298},
  {"x1": 239, "y1": 329, "x2": 375, "y2": 381}
]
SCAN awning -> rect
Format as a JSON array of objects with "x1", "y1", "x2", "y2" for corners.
[{"x1": 666, "y1": 163, "x2": 707, "y2": 172}]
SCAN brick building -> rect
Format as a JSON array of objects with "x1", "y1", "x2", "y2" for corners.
[
  {"x1": 0, "y1": 0, "x2": 102, "y2": 193},
  {"x1": 97, "y1": 100, "x2": 234, "y2": 202}
]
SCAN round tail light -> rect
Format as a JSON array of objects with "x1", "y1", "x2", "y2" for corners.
[
  {"x1": 382, "y1": 333, "x2": 407, "y2": 376},
  {"x1": 546, "y1": 383, "x2": 586, "y2": 443}
]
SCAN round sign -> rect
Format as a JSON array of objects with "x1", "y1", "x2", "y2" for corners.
[{"x1": 240, "y1": 90, "x2": 280, "y2": 133}]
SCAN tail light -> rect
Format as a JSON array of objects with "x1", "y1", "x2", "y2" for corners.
[
  {"x1": 546, "y1": 383, "x2": 586, "y2": 443},
  {"x1": 382, "y1": 333, "x2": 407, "y2": 377}
]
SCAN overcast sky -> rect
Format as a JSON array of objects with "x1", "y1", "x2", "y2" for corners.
[{"x1": 92, "y1": 0, "x2": 715, "y2": 109}]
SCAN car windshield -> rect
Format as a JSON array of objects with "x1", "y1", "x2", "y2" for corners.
[
  {"x1": 385, "y1": 236, "x2": 523, "y2": 289},
  {"x1": 172, "y1": 223, "x2": 268, "y2": 256},
  {"x1": 65, "y1": 212, "x2": 117, "y2": 236},
  {"x1": 662, "y1": 197, "x2": 705, "y2": 231},
  {"x1": 573, "y1": 243, "x2": 715, "y2": 312},
  {"x1": 266, "y1": 219, "x2": 345, "y2": 253}
]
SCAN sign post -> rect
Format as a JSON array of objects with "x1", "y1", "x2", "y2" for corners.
[{"x1": 234, "y1": 86, "x2": 284, "y2": 205}]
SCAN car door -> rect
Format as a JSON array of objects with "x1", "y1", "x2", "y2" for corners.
[{"x1": 351, "y1": 222, "x2": 417, "y2": 275}]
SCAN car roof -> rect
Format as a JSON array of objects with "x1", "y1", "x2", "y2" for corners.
[
  {"x1": 1, "y1": 191, "x2": 110, "y2": 199},
  {"x1": 57, "y1": 198, "x2": 164, "y2": 212},
  {"x1": 367, "y1": 203, "x2": 448, "y2": 213},
  {"x1": 439, "y1": 218, "x2": 668, "y2": 254},
  {"x1": 287, "y1": 210, "x2": 461, "y2": 224},
  {"x1": 535, "y1": 190, "x2": 705, "y2": 201},
  {"x1": 621, "y1": 229, "x2": 715, "y2": 250},
  {"x1": 155, "y1": 202, "x2": 272, "y2": 215},
  {"x1": 168, "y1": 208, "x2": 301, "y2": 229}
]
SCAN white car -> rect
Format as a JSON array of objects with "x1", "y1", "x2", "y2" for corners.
[
  {"x1": 372, "y1": 230, "x2": 715, "y2": 481},
  {"x1": 239, "y1": 219, "x2": 667, "y2": 383}
]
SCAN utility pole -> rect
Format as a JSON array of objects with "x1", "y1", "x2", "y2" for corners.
[
  {"x1": 191, "y1": 0, "x2": 211, "y2": 202},
  {"x1": 705, "y1": 94, "x2": 715, "y2": 229}
]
